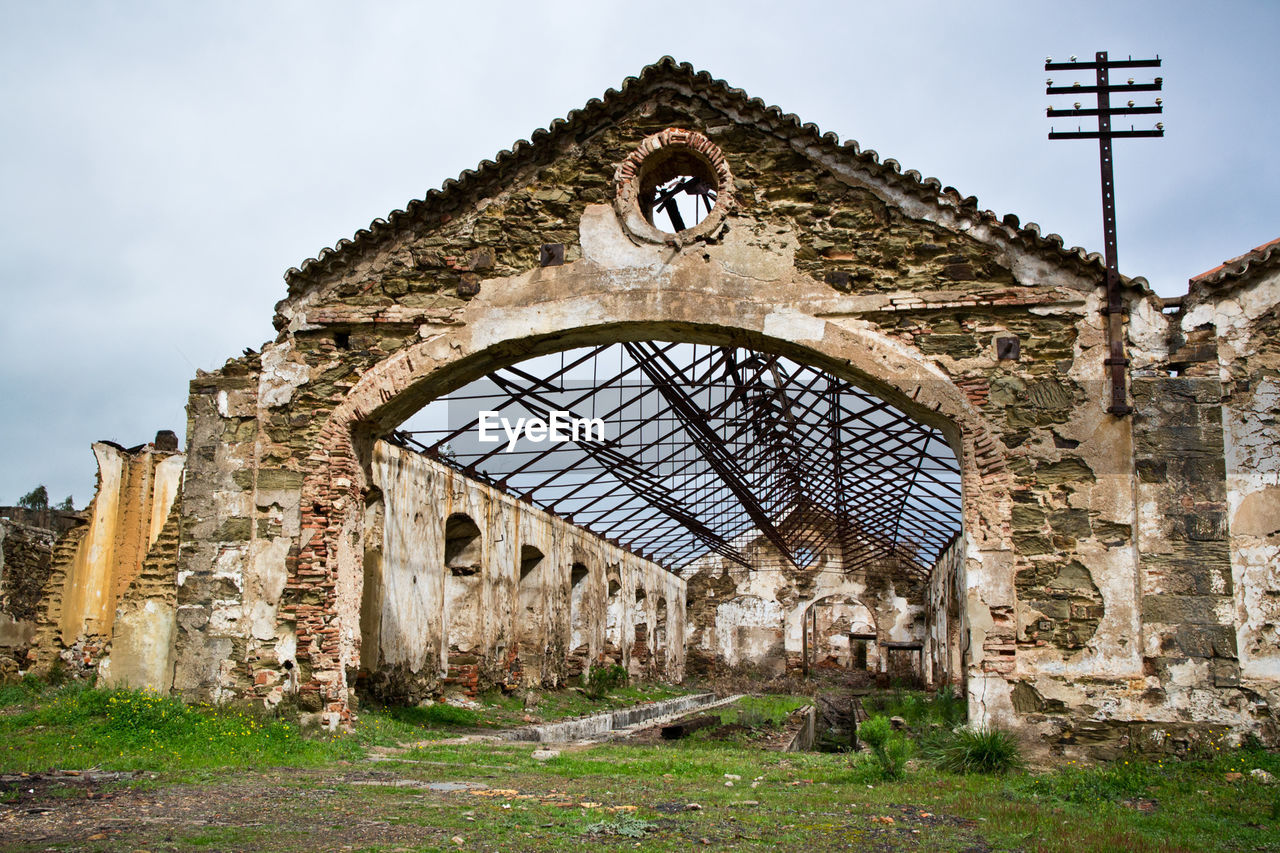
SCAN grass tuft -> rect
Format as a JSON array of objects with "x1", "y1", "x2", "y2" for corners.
[{"x1": 935, "y1": 726, "x2": 1024, "y2": 775}]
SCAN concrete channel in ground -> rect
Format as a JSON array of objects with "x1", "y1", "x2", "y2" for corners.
[{"x1": 504, "y1": 693, "x2": 746, "y2": 744}]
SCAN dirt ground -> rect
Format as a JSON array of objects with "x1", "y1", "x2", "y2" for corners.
[{"x1": 0, "y1": 764, "x2": 989, "y2": 853}]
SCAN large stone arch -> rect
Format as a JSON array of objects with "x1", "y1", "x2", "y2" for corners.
[{"x1": 287, "y1": 245, "x2": 1017, "y2": 726}]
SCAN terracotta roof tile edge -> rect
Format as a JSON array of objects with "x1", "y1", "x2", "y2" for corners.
[{"x1": 1189, "y1": 236, "x2": 1280, "y2": 287}]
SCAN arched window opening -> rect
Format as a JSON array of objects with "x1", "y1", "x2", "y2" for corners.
[
  {"x1": 443, "y1": 513, "x2": 483, "y2": 667},
  {"x1": 520, "y1": 545, "x2": 544, "y2": 581},
  {"x1": 655, "y1": 595, "x2": 669, "y2": 668},
  {"x1": 515, "y1": 544, "x2": 545, "y2": 682},
  {"x1": 604, "y1": 576, "x2": 624, "y2": 663},
  {"x1": 569, "y1": 562, "x2": 590, "y2": 657},
  {"x1": 445, "y1": 514, "x2": 482, "y2": 576},
  {"x1": 389, "y1": 339, "x2": 966, "y2": 698}
]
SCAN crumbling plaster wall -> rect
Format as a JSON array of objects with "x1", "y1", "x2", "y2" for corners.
[
  {"x1": 30, "y1": 440, "x2": 183, "y2": 677},
  {"x1": 1184, "y1": 268, "x2": 1280, "y2": 687},
  {"x1": 682, "y1": 533, "x2": 927, "y2": 678},
  {"x1": 363, "y1": 439, "x2": 683, "y2": 704},
  {"x1": 808, "y1": 598, "x2": 879, "y2": 668},
  {"x1": 927, "y1": 534, "x2": 966, "y2": 689}
]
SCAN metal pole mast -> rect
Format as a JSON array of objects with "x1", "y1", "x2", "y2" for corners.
[{"x1": 1046, "y1": 52, "x2": 1164, "y2": 416}]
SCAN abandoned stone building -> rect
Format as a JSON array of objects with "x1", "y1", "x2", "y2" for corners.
[{"x1": 3, "y1": 58, "x2": 1278, "y2": 756}]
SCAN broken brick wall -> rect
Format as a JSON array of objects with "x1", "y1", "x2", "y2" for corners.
[{"x1": 0, "y1": 519, "x2": 57, "y2": 680}]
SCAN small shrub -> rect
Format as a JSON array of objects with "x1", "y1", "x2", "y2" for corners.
[
  {"x1": 859, "y1": 715, "x2": 911, "y2": 780},
  {"x1": 46, "y1": 660, "x2": 69, "y2": 687},
  {"x1": 859, "y1": 714, "x2": 892, "y2": 749},
  {"x1": 583, "y1": 664, "x2": 627, "y2": 700},
  {"x1": 936, "y1": 726, "x2": 1024, "y2": 775}
]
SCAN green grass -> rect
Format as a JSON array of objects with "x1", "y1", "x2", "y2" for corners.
[
  {"x1": 714, "y1": 694, "x2": 809, "y2": 727},
  {"x1": 0, "y1": 680, "x2": 700, "y2": 772},
  {"x1": 863, "y1": 685, "x2": 967, "y2": 730},
  {"x1": 0, "y1": 682, "x2": 365, "y2": 771},
  {"x1": 386, "y1": 701, "x2": 483, "y2": 728},
  {"x1": 1, "y1": 682, "x2": 1278, "y2": 851}
]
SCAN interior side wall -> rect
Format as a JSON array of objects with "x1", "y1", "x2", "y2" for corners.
[
  {"x1": 1208, "y1": 275, "x2": 1280, "y2": 685},
  {"x1": 364, "y1": 440, "x2": 684, "y2": 705}
]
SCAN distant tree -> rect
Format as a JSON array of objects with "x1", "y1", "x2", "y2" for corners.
[
  {"x1": 17, "y1": 485, "x2": 49, "y2": 510},
  {"x1": 55, "y1": 495, "x2": 75, "y2": 511}
]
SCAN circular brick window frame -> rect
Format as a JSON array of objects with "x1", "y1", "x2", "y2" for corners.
[{"x1": 613, "y1": 128, "x2": 734, "y2": 245}]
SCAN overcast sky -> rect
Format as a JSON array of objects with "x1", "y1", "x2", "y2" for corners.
[{"x1": 2, "y1": 0, "x2": 1276, "y2": 507}]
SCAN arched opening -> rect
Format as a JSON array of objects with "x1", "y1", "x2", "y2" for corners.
[
  {"x1": 631, "y1": 585, "x2": 649, "y2": 677},
  {"x1": 515, "y1": 544, "x2": 545, "y2": 683},
  {"x1": 311, "y1": 291, "x2": 1010, "y2": 725},
  {"x1": 655, "y1": 595, "x2": 669, "y2": 671},
  {"x1": 603, "y1": 573, "x2": 624, "y2": 665},
  {"x1": 568, "y1": 562, "x2": 590, "y2": 676},
  {"x1": 359, "y1": 338, "x2": 968, "y2": 706},
  {"x1": 801, "y1": 594, "x2": 879, "y2": 677},
  {"x1": 443, "y1": 514, "x2": 483, "y2": 687}
]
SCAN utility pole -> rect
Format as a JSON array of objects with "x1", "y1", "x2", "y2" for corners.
[{"x1": 1046, "y1": 52, "x2": 1164, "y2": 416}]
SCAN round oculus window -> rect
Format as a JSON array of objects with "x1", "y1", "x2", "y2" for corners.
[{"x1": 614, "y1": 128, "x2": 733, "y2": 244}]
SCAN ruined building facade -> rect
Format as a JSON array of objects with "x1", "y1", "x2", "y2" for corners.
[{"x1": 7, "y1": 60, "x2": 1278, "y2": 755}]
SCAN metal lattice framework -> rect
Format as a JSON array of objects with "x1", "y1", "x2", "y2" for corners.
[{"x1": 392, "y1": 342, "x2": 962, "y2": 575}]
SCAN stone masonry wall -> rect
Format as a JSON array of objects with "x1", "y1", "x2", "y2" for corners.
[
  {"x1": 171, "y1": 76, "x2": 1113, "y2": 728},
  {"x1": 155, "y1": 61, "x2": 1279, "y2": 747},
  {"x1": 1133, "y1": 375, "x2": 1241, "y2": 709}
]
